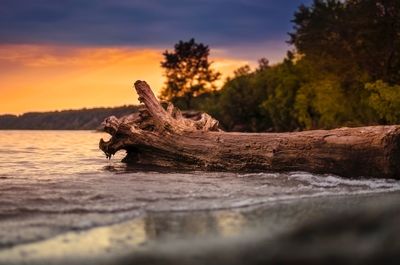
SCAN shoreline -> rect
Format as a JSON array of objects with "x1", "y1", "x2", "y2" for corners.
[{"x1": 2, "y1": 191, "x2": 400, "y2": 265}]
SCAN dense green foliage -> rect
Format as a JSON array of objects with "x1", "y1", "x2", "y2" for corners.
[
  {"x1": 171, "y1": 0, "x2": 400, "y2": 132},
  {"x1": 365, "y1": 80, "x2": 400, "y2": 124},
  {"x1": 160, "y1": 38, "x2": 221, "y2": 109}
]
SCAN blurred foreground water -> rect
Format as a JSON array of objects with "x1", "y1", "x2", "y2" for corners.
[{"x1": 1, "y1": 131, "x2": 400, "y2": 264}]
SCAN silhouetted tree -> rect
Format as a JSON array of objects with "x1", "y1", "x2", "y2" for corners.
[
  {"x1": 160, "y1": 39, "x2": 221, "y2": 109},
  {"x1": 256, "y1": 58, "x2": 270, "y2": 72}
]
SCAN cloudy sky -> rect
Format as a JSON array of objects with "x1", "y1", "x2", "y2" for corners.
[{"x1": 0, "y1": 0, "x2": 311, "y2": 114}]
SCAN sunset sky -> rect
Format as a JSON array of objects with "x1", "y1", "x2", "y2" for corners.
[{"x1": 0, "y1": 0, "x2": 311, "y2": 114}]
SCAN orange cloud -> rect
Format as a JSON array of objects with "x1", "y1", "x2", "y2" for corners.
[{"x1": 0, "y1": 45, "x2": 251, "y2": 114}]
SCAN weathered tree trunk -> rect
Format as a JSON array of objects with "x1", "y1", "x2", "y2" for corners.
[{"x1": 99, "y1": 80, "x2": 400, "y2": 178}]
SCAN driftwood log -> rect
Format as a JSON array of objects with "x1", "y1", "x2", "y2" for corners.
[{"x1": 99, "y1": 80, "x2": 400, "y2": 178}]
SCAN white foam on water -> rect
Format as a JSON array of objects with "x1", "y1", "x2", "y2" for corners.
[{"x1": 288, "y1": 171, "x2": 400, "y2": 189}]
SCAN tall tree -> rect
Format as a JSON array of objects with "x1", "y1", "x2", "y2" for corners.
[
  {"x1": 287, "y1": 0, "x2": 400, "y2": 129},
  {"x1": 289, "y1": 0, "x2": 400, "y2": 84},
  {"x1": 160, "y1": 39, "x2": 221, "y2": 109}
]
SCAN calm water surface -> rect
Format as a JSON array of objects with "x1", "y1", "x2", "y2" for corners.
[{"x1": 1, "y1": 130, "x2": 400, "y2": 250}]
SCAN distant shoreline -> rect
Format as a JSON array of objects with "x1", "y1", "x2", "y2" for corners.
[{"x1": 0, "y1": 106, "x2": 137, "y2": 130}]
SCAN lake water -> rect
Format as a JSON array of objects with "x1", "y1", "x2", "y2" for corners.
[{"x1": 1, "y1": 131, "x2": 400, "y2": 258}]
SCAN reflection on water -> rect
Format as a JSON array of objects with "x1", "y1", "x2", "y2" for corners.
[
  {"x1": 1, "y1": 131, "x2": 400, "y2": 262},
  {"x1": 2, "y1": 191, "x2": 400, "y2": 263},
  {"x1": 0, "y1": 209, "x2": 248, "y2": 261},
  {"x1": 0, "y1": 218, "x2": 148, "y2": 261}
]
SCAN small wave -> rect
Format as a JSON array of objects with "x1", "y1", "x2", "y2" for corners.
[
  {"x1": 27, "y1": 196, "x2": 71, "y2": 204},
  {"x1": 288, "y1": 172, "x2": 400, "y2": 189},
  {"x1": 147, "y1": 186, "x2": 400, "y2": 213},
  {"x1": 0, "y1": 186, "x2": 32, "y2": 192},
  {"x1": 1, "y1": 204, "x2": 144, "y2": 215},
  {"x1": 88, "y1": 194, "x2": 112, "y2": 201},
  {"x1": 238, "y1": 172, "x2": 279, "y2": 178}
]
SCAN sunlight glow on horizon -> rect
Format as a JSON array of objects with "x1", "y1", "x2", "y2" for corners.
[{"x1": 0, "y1": 44, "x2": 256, "y2": 115}]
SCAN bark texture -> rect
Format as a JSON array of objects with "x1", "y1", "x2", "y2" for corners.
[{"x1": 99, "y1": 80, "x2": 400, "y2": 178}]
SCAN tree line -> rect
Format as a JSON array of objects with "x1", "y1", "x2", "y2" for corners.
[
  {"x1": 160, "y1": 0, "x2": 400, "y2": 132},
  {"x1": 0, "y1": 106, "x2": 137, "y2": 130}
]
